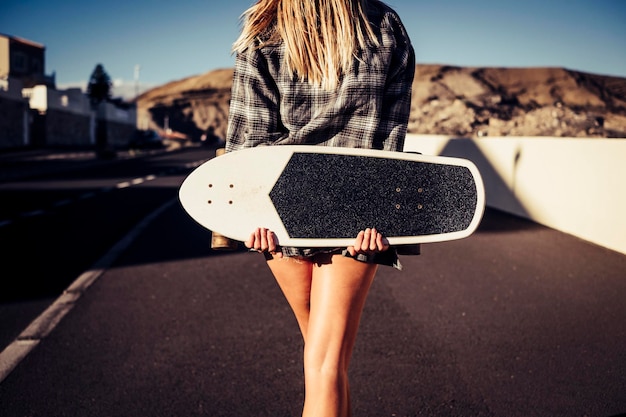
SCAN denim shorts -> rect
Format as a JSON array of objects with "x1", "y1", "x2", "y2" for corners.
[{"x1": 262, "y1": 246, "x2": 405, "y2": 270}]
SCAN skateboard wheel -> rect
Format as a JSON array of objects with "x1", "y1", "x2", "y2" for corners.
[{"x1": 211, "y1": 231, "x2": 238, "y2": 250}]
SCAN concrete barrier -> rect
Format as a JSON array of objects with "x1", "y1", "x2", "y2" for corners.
[
  {"x1": 23, "y1": 86, "x2": 137, "y2": 148},
  {"x1": 404, "y1": 134, "x2": 626, "y2": 255}
]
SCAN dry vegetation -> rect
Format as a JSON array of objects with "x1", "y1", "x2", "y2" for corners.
[{"x1": 136, "y1": 65, "x2": 626, "y2": 141}]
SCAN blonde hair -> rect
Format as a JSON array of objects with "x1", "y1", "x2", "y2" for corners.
[{"x1": 233, "y1": 0, "x2": 379, "y2": 89}]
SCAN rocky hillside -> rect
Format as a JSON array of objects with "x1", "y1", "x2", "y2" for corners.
[
  {"x1": 136, "y1": 65, "x2": 626, "y2": 141},
  {"x1": 136, "y1": 68, "x2": 233, "y2": 140}
]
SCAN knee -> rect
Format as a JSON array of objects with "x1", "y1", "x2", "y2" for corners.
[
  {"x1": 303, "y1": 345, "x2": 348, "y2": 380},
  {"x1": 304, "y1": 360, "x2": 347, "y2": 388}
]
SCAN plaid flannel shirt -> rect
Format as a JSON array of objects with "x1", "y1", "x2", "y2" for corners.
[{"x1": 225, "y1": 2, "x2": 415, "y2": 153}]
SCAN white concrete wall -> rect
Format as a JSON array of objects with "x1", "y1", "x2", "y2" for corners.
[
  {"x1": 404, "y1": 134, "x2": 626, "y2": 255},
  {"x1": 25, "y1": 86, "x2": 136, "y2": 124},
  {"x1": 25, "y1": 85, "x2": 92, "y2": 115},
  {"x1": 23, "y1": 85, "x2": 48, "y2": 111},
  {"x1": 23, "y1": 86, "x2": 136, "y2": 147},
  {"x1": 100, "y1": 101, "x2": 136, "y2": 125}
]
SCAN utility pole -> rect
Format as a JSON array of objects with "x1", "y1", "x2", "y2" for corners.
[{"x1": 134, "y1": 64, "x2": 140, "y2": 99}]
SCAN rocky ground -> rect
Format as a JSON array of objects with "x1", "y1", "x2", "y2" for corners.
[{"x1": 136, "y1": 65, "x2": 626, "y2": 141}]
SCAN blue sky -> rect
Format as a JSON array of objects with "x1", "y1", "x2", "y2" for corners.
[{"x1": 2, "y1": 0, "x2": 625, "y2": 97}]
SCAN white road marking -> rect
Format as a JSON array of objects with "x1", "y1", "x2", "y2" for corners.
[
  {"x1": 0, "y1": 198, "x2": 178, "y2": 383},
  {"x1": 0, "y1": 158, "x2": 208, "y2": 228}
]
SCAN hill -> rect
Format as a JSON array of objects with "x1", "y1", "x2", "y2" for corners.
[
  {"x1": 136, "y1": 65, "x2": 626, "y2": 141},
  {"x1": 135, "y1": 68, "x2": 233, "y2": 140}
]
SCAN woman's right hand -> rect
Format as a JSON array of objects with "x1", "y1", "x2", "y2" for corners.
[
  {"x1": 245, "y1": 227, "x2": 282, "y2": 258},
  {"x1": 347, "y1": 228, "x2": 389, "y2": 257}
]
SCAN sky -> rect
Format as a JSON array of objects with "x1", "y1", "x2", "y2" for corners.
[{"x1": 2, "y1": 0, "x2": 625, "y2": 98}]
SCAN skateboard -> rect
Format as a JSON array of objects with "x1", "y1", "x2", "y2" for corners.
[{"x1": 179, "y1": 145, "x2": 485, "y2": 247}]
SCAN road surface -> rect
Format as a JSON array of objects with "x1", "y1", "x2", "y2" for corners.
[{"x1": 0, "y1": 147, "x2": 624, "y2": 416}]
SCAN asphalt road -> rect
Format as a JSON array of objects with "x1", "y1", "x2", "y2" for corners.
[
  {"x1": 0, "y1": 145, "x2": 213, "y2": 350},
  {"x1": 0, "y1": 147, "x2": 625, "y2": 417}
]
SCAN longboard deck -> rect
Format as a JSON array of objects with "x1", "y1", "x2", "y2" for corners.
[{"x1": 179, "y1": 146, "x2": 485, "y2": 247}]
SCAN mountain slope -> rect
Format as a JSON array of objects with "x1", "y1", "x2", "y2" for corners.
[{"x1": 136, "y1": 65, "x2": 626, "y2": 140}]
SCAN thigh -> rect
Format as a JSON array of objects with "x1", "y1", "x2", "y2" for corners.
[
  {"x1": 267, "y1": 256, "x2": 314, "y2": 337},
  {"x1": 306, "y1": 255, "x2": 377, "y2": 366}
]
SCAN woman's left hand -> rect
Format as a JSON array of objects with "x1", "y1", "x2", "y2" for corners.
[
  {"x1": 347, "y1": 228, "x2": 389, "y2": 256},
  {"x1": 245, "y1": 227, "x2": 283, "y2": 258}
]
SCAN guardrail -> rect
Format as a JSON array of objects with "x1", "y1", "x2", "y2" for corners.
[{"x1": 404, "y1": 134, "x2": 626, "y2": 255}]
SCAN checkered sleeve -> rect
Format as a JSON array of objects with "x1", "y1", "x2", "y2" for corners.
[
  {"x1": 375, "y1": 10, "x2": 415, "y2": 152},
  {"x1": 225, "y1": 46, "x2": 286, "y2": 152}
]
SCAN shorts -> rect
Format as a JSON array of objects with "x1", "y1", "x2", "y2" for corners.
[{"x1": 262, "y1": 246, "x2": 407, "y2": 270}]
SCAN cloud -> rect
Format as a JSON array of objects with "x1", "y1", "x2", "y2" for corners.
[
  {"x1": 57, "y1": 81, "x2": 87, "y2": 91},
  {"x1": 56, "y1": 79, "x2": 155, "y2": 100},
  {"x1": 112, "y1": 80, "x2": 155, "y2": 100}
]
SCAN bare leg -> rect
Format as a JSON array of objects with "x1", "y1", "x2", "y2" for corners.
[
  {"x1": 269, "y1": 253, "x2": 376, "y2": 417},
  {"x1": 252, "y1": 229, "x2": 382, "y2": 417},
  {"x1": 304, "y1": 255, "x2": 376, "y2": 417},
  {"x1": 267, "y1": 256, "x2": 313, "y2": 341}
]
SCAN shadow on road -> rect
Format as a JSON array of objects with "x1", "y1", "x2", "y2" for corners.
[{"x1": 476, "y1": 207, "x2": 543, "y2": 233}]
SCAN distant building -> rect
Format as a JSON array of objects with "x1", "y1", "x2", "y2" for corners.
[
  {"x1": 0, "y1": 33, "x2": 55, "y2": 88},
  {"x1": 0, "y1": 33, "x2": 136, "y2": 150},
  {"x1": 0, "y1": 76, "x2": 29, "y2": 148}
]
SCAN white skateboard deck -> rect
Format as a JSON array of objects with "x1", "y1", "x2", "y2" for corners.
[{"x1": 179, "y1": 146, "x2": 485, "y2": 247}]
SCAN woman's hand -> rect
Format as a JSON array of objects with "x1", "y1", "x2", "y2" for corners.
[
  {"x1": 245, "y1": 227, "x2": 282, "y2": 258},
  {"x1": 347, "y1": 228, "x2": 389, "y2": 257}
]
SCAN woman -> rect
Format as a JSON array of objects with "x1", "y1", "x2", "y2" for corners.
[{"x1": 225, "y1": 1, "x2": 414, "y2": 416}]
